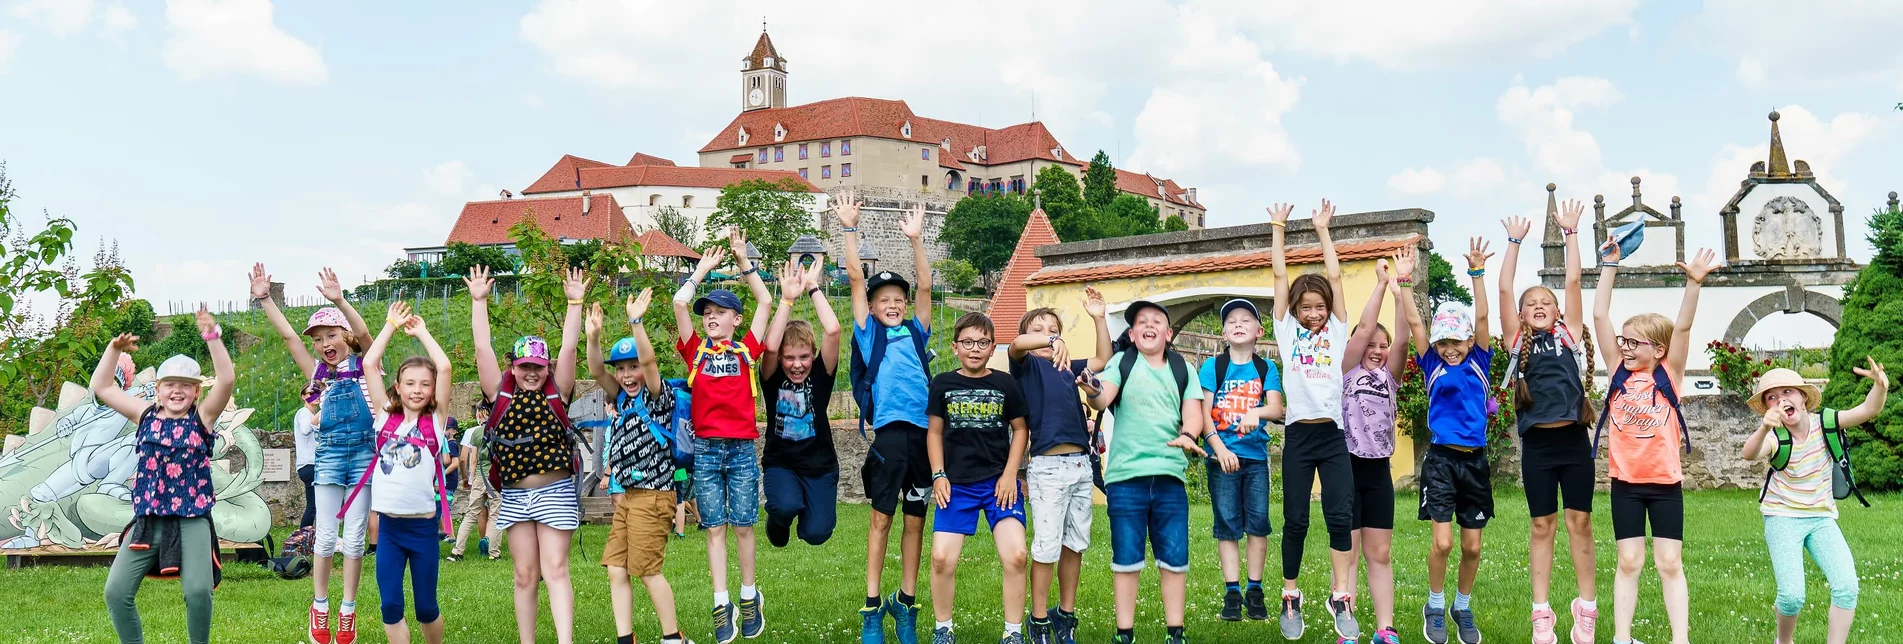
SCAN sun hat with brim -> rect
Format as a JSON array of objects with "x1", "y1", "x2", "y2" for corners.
[
  {"x1": 511, "y1": 335, "x2": 551, "y2": 368},
  {"x1": 1748, "y1": 368, "x2": 1822, "y2": 414},
  {"x1": 606, "y1": 337, "x2": 640, "y2": 365},
  {"x1": 1123, "y1": 300, "x2": 1170, "y2": 327},
  {"x1": 693, "y1": 289, "x2": 745, "y2": 316},
  {"x1": 303, "y1": 307, "x2": 349, "y2": 336},
  {"x1": 155, "y1": 355, "x2": 207, "y2": 386}
]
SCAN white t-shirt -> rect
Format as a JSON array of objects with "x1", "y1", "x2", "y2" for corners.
[
  {"x1": 1275, "y1": 311, "x2": 1348, "y2": 426},
  {"x1": 293, "y1": 406, "x2": 317, "y2": 467},
  {"x1": 369, "y1": 412, "x2": 449, "y2": 517}
]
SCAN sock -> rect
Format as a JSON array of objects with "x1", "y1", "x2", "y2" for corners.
[
  {"x1": 1614, "y1": 640, "x2": 1632, "y2": 644},
  {"x1": 1454, "y1": 592, "x2": 1472, "y2": 611},
  {"x1": 936, "y1": 620, "x2": 954, "y2": 632},
  {"x1": 312, "y1": 597, "x2": 329, "y2": 612},
  {"x1": 1282, "y1": 588, "x2": 1302, "y2": 600},
  {"x1": 1117, "y1": 628, "x2": 1135, "y2": 639},
  {"x1": 340, "y1": 600, "x2": 356, "y2": 615},
  {"x1": 1428, "y1": 591, "x2": 1446, "y2": 610},
  {"x1": 1579, "y1": 599, "x2": 1598, "y2": 611},
  {"x1": 866, "y1": 596, "x2": 883, "y2": 609},
  {"x1": 1225, "y1": 581, "x2": 1242, "y2": 594},
  {"x1": 741, "y1": 585, "x2": 758, "y2": 601},
  {"x1": 1167, "y1": 626, "x2": 1185, "y2": 638},
  {"x1": 714, "y1": 591, "x2": 730, "y2": 606},
  {"x1": 616, "y1": 635, "x2": 634, "y2": 644},
  {"x1": 1247, "y1": 579, "x2": 1263, "y2": 591},
  {"x1": 898, "y1": 592, "x2": 917, "y2": 607},
  {"x1": 1004, "y1": 622, "x2": 1022, "y2": 635},
  {"x1": 1030, "y1": 616, "x2": 1051, "y2": 625},
  {"x1": 1533, "y1": 601, "x2": 1551, "y2": 612},
  {"x1": 663, "y1": 633, "x2": 683, "y2": 643}
]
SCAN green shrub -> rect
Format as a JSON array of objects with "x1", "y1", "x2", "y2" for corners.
[{"x1": 1823, "y1": 204, "x2": 1903, "y2": 491}]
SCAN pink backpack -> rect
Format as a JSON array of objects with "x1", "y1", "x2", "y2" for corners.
[{"x1": 338, "y1": 412, "x2": 451, "y2": 534}]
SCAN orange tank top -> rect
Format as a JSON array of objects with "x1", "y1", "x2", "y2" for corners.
[{"x1": 1606, "y1": 371, "x2": 1684, "y2": 484}]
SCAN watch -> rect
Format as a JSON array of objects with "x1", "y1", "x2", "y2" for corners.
[{"x1": 1049, "y1": 335, "x2": 1063, "y2": 347}]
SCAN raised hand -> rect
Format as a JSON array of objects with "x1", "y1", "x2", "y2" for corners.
[
  {"x1": 1502, "y1": 216, "x2": 1532, "y2": 241},
  {"x1": 317, "y1": 268, "x2": 344, "y2": 302},
  {"x1": 695, "y1": 246, "x2": 729, "y2": 275},
  {"x1": 802, "y1": 254, "x2": 826, "y2": 292},
  {"x1": 464, "y1": 265, "x2": 494, "y2": 302},
  {"x1": 1556, "y1": 199, "x2": 1586, "y2": 232},
  {"x1": 403, "y1": 312, "x2": 428, "y2": 336},
  {"x1": 1393, "y1": 246, "x2": 1417, "y2": 282},
  {"x1": 386, "y1": 301, "x2": 413, "y2": 330},
  {"x1": 1853, "y1": 357, "x2": 1889, "y2": 390},
  {"x1": 1312, "y1": 199, "x2": 1336, "y2": 229},
  {"x1": 110, "y1": 333, "x2": 141, "y2": 353},
  {"x1": 563, "y1": 267, "x2": 590, "y2": 301},
  {"x1": 627, "y1": 288, "x2": 654, "y2": 323},
  {"x1": 194, "y1": 304, "x2": 217, "y2": 337},
  {"x1": 1466, "y1": 237, "x2": 1494, "y2": 271},
  {"x1": 1375, "y1": 258, "x2": 1391, "y2": 284},
  {"x1": 585, "y1": 303, "x2": 604, "y2": 338},
  {"x1": 248, "y1": 263, "x2": 272, "y2": 301},
  {"x1": 836, "y1": 189, "x2": 862, "y2": 230},
  {"x1": 1267, "y1": 203, "x2": 1294, "y2": 225},
  {"x1": 1677, "y1": 248, "x2": 1719, "y2": 283},
  {"x1": 901, "y1": 203, "x2": 925, "y2": 240},
  {"x1": 779, "y1": 257, "x2": 802, "y2": 303},
  {"x1": 1599, "y1": 240, "x2": 1624, "y2": 264},
  {"x1": 727, "y1": 226, "x2": 750, "y2": 259}
]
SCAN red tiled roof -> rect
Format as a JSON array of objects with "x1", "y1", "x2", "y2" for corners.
[
  {"x1": 556, "y1": 164, "x2": 821, "y2": 193},
  {"x1": 446, "y1": 194, "x2": 633, "y2": 246},
  {"x1": 1023, "y1": 235, "x2": 1421, "y2": 287},
  {"x1": 1114, "y1": 168, "x2": 1201, "y2": 209},
  {"x1": 938, "y1": 154, "x2": 966, "y2": 171},
  {"x1": 522, "y1": 154, "x2": 615, "y2": 194},
  {"x1": 917, "y1": 119, "x2": 1079, "y2": 168},
  {"x1": 635, "y1": 229, "x2": 701, "y2": 260},
  {"x1": 729, "y1": 153, "x2": 752, "y2": 163},
  {"x1": 626, "y1": 152, "x2": 675, "y2": 166},
  {"x1": 745, "y1": 30, "x2": 784, "y2": 71},
  {"x1": 700, "y1": 96, "x2": 917, "y2": 153},
  {"x1": 986, "y1": 208, "x2": 1062, "y2": 345}
]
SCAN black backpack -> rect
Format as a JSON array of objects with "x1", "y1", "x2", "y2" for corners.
[
  {"x1": 849, "y1": 318, "x2": 934, "y2": 444},
  {"x1": 1760, "y1": 408, "x2": 1870, "y2": 507},
  {"x1": 1088, "y1": 329, "x2": 1192, "y2": 490}
]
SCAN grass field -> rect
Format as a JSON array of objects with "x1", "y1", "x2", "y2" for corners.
[{"x1": 7, "y1": 488, "x2": 1896, "y2": 643}]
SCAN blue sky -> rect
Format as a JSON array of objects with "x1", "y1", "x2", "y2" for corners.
[{"x1": 1, "y1": 1, "x2": 1897, "y2": 345}]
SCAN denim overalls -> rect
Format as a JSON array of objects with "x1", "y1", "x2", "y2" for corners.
[{"x1": 313, "y1": 356, "x2": 377, "y2": 487}]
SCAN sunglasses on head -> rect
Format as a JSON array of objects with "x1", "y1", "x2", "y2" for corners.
[{"x1": 1614, "y1": 335, "x2": 1659, "y2": 350}]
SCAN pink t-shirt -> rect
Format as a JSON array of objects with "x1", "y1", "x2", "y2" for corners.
[{"x1": 1342, "y1": 365, "x2": 1397, "y2": 459}]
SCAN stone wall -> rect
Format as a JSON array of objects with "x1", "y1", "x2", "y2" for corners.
[
  {"x1": 1490, "y1": 393, "x2": 1766, "y2": 491},
  {"x1": 253, "y1": 430, "x2": 309, "y2": 527},
  {"x1": 815, "y1": 185, "x2": 954, "y2": 285}
]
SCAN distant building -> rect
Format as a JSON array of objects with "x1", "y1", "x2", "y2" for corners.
[{"x1": 406, "y1": 192, "x2": 633, "y2": 263}]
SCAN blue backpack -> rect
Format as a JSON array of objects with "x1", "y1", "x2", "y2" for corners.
[
  {"x1": 664, "y1": 378, "x2": 696, "y2": 467},
  {"x1": 1592, "y1": 363, "x2": 1689, "y2": 458},
  {"x1": 848, "y1": 317, "x2": 933, "y2": 437}
]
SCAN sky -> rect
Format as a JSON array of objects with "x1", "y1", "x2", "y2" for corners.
[{"x1": 1, "y1": 0, "x2": 1898, "y2": 347}]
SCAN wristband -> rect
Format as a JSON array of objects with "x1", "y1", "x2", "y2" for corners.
[
  {"x1": 629, "y1": 317, "x2": 642, "y2": 326},
  {"x1": 1601, "y1": 261, "x2": 1619, "y2": 269},
  {"x1": 741, "y1": 266, "x2": 759, "y2": 277},
  {"x1": 932, "y1": 471, "x2": 947, "y2": 481},
  {"x1": 842, "y1": 226, "x2": 858, "y2": 233},
  {"x1": 1268, "y1": 221, "x2": 1286, "y2": 228},
  {"x1": 568, "y1": 299, "x2": 585, "y2": 306},
  {"x1": 1507, "y1": 237, "x2": 1523, "y2": 245},
  {"x1": 1396, "y1": 278, "x2": 1414, "y2": 288},
  {"x1": 672, "y1": 281, "x2": 696, "y2": 304},
  {"x1": 201, "y1": 325, "x2": 222, "y2": 341},
  {"x1": 1563, "y1": 227, "x2": 1577, "y2": 236},
  {"x1": 1049, "y1": 335, "x2": 1062, "y2": 347},
  {"x1": 781, "y1": 297, "x2": 797, "y2": 307},
  {"x1": 1178, "y1": 431, "x2": 1199, "y2": 441},
  {"x1": 1466, "y1": 268, "x2": 1485, "y2": 277}
]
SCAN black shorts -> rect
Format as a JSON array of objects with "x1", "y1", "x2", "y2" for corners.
[
  {"x1": 1609, "y1": 479, "x2": 1682, "y2": 541},
  {"x1": 1418, "y1": 445, "x2": 1493, "y2": 529},
  {"x1": 1349, "y1": 455, "x2": 1395, "y2": 531},
  {"x1": 861, "y1": 422, "x2": 930, "y2": 518},
  {"x1": 1520, "y1": 423, "x2": 1596, "y2": 517}
]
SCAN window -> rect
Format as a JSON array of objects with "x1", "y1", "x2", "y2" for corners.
[
  {"x1": 648, "y1": 194, "x2": 661, "y2": 206},
  {"x1": 820, "y1": 142, "x2": 831, "y2": 158},
  {"x1": 751, "y1": 76, "x2": 760, "y2": 88},
  {"x1": 758, "y1": 149, "x2": 768, "y2": 164},
  {"x1": 967, "y1": 178, "x2": 980, "y2": 194},
  {"x1": 798, "y1": 168, "x2": 808, "y2": 179},
  {"x1": 921, "y1": 148, "x2": 931, "y2": 161},
  {"x1": 774, "y1": 146, "x2": 783, "y2": 162},
  {"x1": 682, "y1": 195, "x2": 694, "y2": 208},
  {"x1": 821, "y1": 165, "x2": 831, "y2": 179},
  {"x1": 947, "y1": 173, "x2": 959, "y2": 190},
  {"x1": 920, "y1": 174, "x2": 928, "y2": 187},
  {"x1": 841, "y1": 140, "x2": 852, "y2": 155},
  {"x1": 989, "y1": 179, "x2": 1003, "y2": 192},
  {"x1": 798, "y1": 144, "x2": 808, "y2": 160},
  {"x1": 843, "y1": 163, "x2": 853, "y2": 177},
  {"x1": 1009, "y1": 175, "x2": 1025, "y2": 193}
]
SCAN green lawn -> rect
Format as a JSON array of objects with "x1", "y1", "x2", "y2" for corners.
[{"x1": 10, "y1": 489, "x2": 1895, "y2": 643}]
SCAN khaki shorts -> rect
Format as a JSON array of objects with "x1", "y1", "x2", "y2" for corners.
[{"x1": 601, "y1": 488, "x2": 674, "y2": 576}]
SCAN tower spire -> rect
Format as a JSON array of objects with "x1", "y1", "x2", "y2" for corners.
[{"x1": 1766, "y1": 110, "x2": 1791, "y2": 177}]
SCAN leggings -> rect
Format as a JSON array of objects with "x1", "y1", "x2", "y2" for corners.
[
  {"x1": 299, "y1": 464, "x2": 317, "y2": 528},
  {"x1": 375, "y1": 515, "x2": 443, "y2": 625},
  {"x1": 104, "y1": 517, "x2": 213, "y2": 644},
  {"x1": 1281, "y1": 420, "x2": 1355, "y2": 580},
  {"x1": 313, "y1": 484, "x2": 371, "y2": 559},
  {"x1": 1764, "y1": 515, "x2": 1859, "y2": 615}
]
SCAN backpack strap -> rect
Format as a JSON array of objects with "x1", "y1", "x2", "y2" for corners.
[
  {"x1": 1652, "y1": 364, "x2": 1691, "y2": 455},
  {"x1": 1166, "y1": 350, "x2": 1191, "y2": 401},
  {"x1": 1251, "y1": 356, "x2": 1271, "y2": 404},
  {"x1": 1818, "y1": 408, "x2": 1871, "y2": 507},
  {"x1": 337, "y1": 412, "x2": 403, "y2": 520},
  {"x1": 1214, "y1": 353, "x2": 1231, "y2": 393},
  {"x1": 1768, "y1": 424, "x2": 1796, "y2": 470},
  {"x1": 1107, "y1": 350, "x2": 1140, "y2": 413},
  {"x1": 1591, "y1": 364, "x2": 1632, "y2": 459}
]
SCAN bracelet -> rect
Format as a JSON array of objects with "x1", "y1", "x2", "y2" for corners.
[
  {"x1": 807, "y1": 287, "x2": 822, "y2": 298},
  {"x1": 1507, "y1": 237, "x2": 1523, "y2": 245},
  {"x1": 781, "y1": 298, "x2": 797, "y2": 307},
  {"x1": 842, "y1": 226, "x2": 858, "y2": 233},
  {"x1": 1466, "y1": 268, "x2": 1485, "y2": 277},
  {"x1": 629, "y1": 317, "x2": 642, "y2": 326},
  {"x1": 567, "y1": 298, "x2": 584, "y2": 306},
  {"x1": 1178, "y1": 431, "x2": 1199, "y2": 441},
  {"x1": 201, "y1": 326, "x2": 222, "y2": 341},
  {"x1": 1563, "y1": 228, "x2": 1577, "y2": 236},
  {"x1": 1396, "y1": 278, "x2": 1414, "y2": 288},
  {"x1": 1268, "y1": 221, "x2": 1286, "y2": 228},
  {"x1": 1049, "y1": 335, "x2": 1063, "y2": 347},
  {"x1": 932, "y1": 471, "x2": 947, "y2": 481},
  {"x1": 741, "y1": 266, "x2": 759, "y2": 277},
  {"x1": 1601, "y1": 261, "x2": 1619, "y2": 268}
]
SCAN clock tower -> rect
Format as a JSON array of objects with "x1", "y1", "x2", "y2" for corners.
[{"x1": 740, "y1": 25, "x2": 787, "y2": 112}]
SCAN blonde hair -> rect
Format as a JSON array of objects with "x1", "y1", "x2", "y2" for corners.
[
  {"x1": 1623, "y1": 313, "x2": 1674, "y2": 356},
  {"x1": 782, "y1": 320, "x2": 818, "y2": 353}
]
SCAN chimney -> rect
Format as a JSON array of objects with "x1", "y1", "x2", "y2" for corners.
[
  {"x1": 582, "y1": 190, "x2": 592, "y2": 215},
  {"x1": 1186, "y1": 187, "x2": 1197, "y2": 204}
]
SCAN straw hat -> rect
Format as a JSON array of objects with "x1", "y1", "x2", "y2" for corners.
[{"x1": 1747, "y1": 368, "x2": 1821, "y2": 414}]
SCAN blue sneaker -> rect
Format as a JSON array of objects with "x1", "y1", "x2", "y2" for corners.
[
  {"x1": 1422, "y1": 604, "x2": 1448, "y2": 644},
  {"x1": 1052, "y1": 609, "x2": 1076, "y2": 644},
  {"x1": 713, "y1": 603, "x2": 738, "y2": 644},
  {"x1": 861, "y1": 604, "x2": 887, "y2": 644},
  {"x1": 886, "y1": 591, "x2": 921, "y2": 644},
  {"x1": 739, "y1": 590, "x2": 765, "y2": 638}
]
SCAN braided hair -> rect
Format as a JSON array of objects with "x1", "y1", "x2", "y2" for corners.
[{"x1": 1511, "y1": 288, "x2": 1597, "y2": 426}]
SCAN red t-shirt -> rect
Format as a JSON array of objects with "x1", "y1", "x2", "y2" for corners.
[{"x1": 676, "y1": 331, "x2": 766, "y2": 440}]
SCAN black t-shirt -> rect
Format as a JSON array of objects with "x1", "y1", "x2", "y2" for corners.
[
  {"x1": 1010, "y1": 355, "x2": 1091, "y2": 456},
  {"x1": 761, "y1": 360, "x2": 838, "y2": 477},
  {"x1": 1516, "y1": 327, "x2": 1586, "y2": 433},
  {"x1": 928, "y1": 369, "x2": 1029, "y2": 484}
]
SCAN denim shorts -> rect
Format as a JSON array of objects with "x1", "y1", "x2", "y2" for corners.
[
  {"x1": 1206, "y1": 457, "x2": 1272, "y2": 541},
  {"x1": 1106, "y1": 475, "x2": 1189, "y2": 574},
  {"x1": 693, "y1": 438, "x2": 760, "y2": 528}
]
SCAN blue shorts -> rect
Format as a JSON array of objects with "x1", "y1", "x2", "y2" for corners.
[
  {"x1": 693, "y1": 438, "x2": 760, "y2": 529},
  {"x1": 932, "y1": 478, "x2": 1025, "y2": 536},
  {"x1": 1107, "y1": 475, "x2": 1190, "y2": 574},
  {"x1": 1206, "y1": 457, "x2": 1272, "y2": 541}
]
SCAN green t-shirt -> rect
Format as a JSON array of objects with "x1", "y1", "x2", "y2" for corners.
[
  {"x1": 460, "y1": 426, "x2": 490, "y2": 479},
  {"x1": 1100, "y1": 350, "x2": 1203, "y2": 484}
]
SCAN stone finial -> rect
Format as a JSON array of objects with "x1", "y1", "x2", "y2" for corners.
[
  {"x1": 1670, "y1": 196, "x2": 1682, "y2": 220},
  {"x1": 1890, "y1": 191, "x2": 1899, "y2": 211},
  {"x1": 1766, "y1": 110, "x2": 1791, "y2": 177},
  {"x1": 1631, "y1": 176, "x2": 1643, "y2": 206},
  {"x1": 1542, "y1": 182, "x2": 1563, "y2": 245},
  {"x1": 1547, "y1": 183, "x2": 1557, "y2": 192},
  {"x1": 1794, "y1": 160, "x2": 1813, "y2": 177}
]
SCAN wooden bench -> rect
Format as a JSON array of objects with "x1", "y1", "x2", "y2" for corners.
[{"x1": 5, "y1": 540, "x2": 266, "y2": 569}]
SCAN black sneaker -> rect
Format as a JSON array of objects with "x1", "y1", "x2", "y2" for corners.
[
  {"x1": 1027, "y1": 618, "x2": 1053, "y2": 644},
  {"x1": 1220, "y1": 589, "x2": 1244, "y2": 621},
  {"x1": 766, "y1": 519, "x2": 791, "y2": 549},
  {"x1": 445, "y1": 553, "x2": 462, "y2": 562},
  {"x1": 1164, "y1": 632, "x2": 1187, "y2": 644},
  {"x1": 1245, "y1": 586, "x2": 1269, "y2": 621},
  {"x1": 1109, "y1": 633, "x2": 1134, "y2": 644},
  {"x1": 1451, "y1": 607, "x2": 1481, "y2": 644},
  {"x1": 1421, "y1": 604, "x2": 1448, "y2": 644},
  {"x1": 739, "y1": 590, "x2": 765, "y2": 639}
]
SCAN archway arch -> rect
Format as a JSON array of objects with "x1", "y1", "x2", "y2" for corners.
[{"x1": 1721, "y1": 287, "x2": 1842, "y2": 346}]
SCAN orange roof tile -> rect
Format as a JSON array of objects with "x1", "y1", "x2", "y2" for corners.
[
  {"x1": 1023, "y1": 235, "x2": 1420, "y2": 287},
  {"x1": 522, "y1": 154, "x2": 615, "y2": 194},
  {"x1": 915, "y1": 119, "x2": 1079, "y2": 168},
  {"x1": 729, "y1": 153, "x2": 752, "y2": 163},
  {"x1": 1114, "y1": 168, "x2": 1201, "y2": 209},
  {"x1": 744, "y1": 30, "x2": 785, "y2": 71},
  {"x1": 986, "y1": 208, "x2": 1062, "y2": 345},
  {"x1": 446, "y1": 194, "x2": 633, "y2": 246},
  {"x1": 549, "y1": 164, "x2": 821, "y2": 193},
  {"x1": 626, "y1": 152, "x2": 675, "y2": 166},
  {"x1": 700, "y1": 96, "x2": 918, "y2": 153},
  {"x1": 635, "y1": 229, "x2": 701, "y2": 260}
]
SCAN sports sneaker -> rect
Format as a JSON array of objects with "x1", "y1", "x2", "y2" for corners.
[
  {"x1": 739, "y1": 590, "x2": 766, "y2": 638},
  {"x1": 1335, "y1": 639, "x2": 1358, "y2": 644},
  {"x1": 1374, "y1": 627, "x2": 1401, "y2": 644},
  {"x1": 334, "y1": 611, "x2": 357, "y2": 644},
  {"x1": 1423, "y1": 604, "x2": 1449, "y2": 644},
  {"x1": 477, "y1": 537, "x2": 489, "y2": 554},
  {"x1": 1053, "y1": 610, "x2": 1077, "y2": 644},
  {"x1": 445, "y1": 553, "x2": 463, "y2": 562},
  {"x1": 1110, "y1": 633, "x2": 1134, "y2": 644},
  {"x1": 713, "y1": 603, "x2": 738, "y2": 644},
  {"x1": 308, "y1": 606, "x2": 331, "y2": 644},
  {"x1": 933, "y1": 626, "x2": 955, "y2": 644},
  {"x1": 1000, "y1": 632, "x2": 1025, "y2": 644},
  {"x1": 1221, "y1": 589, "x2": 1244, "y2": 621},
  {"x1": 1329, "y1": 594, "x2": 1361, "y2": 640},
  {"x1": 1531, "y1": 605, "x2": 1558, "y2": 644},
  {"x1": 1028, "y1": 618, "x2": 1053, "y2": 644},
  {"x1": 1246, "y1": 586, "x2": 1269, "y2": 621},
  {"x1": 1280, "y1": 593, "x2": 1305, "y2": 640},
  {"x1": 860, "y1": 604, "x2": 887, "y2": 644},
  {"x1": 887, "y1": 592, "x2": 921, "y2": 644},
  {"x1": 1569, "y1": 599, "x2": 1597, "y2": 644},
  {"x1": 1451, "y1": 608, "x2": 1481, "y2": 644},
  {"x1": 1165, "y1": 632, "x2": 1188, "y2": 644}
]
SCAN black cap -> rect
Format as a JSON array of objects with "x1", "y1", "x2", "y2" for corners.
[
  {"x1": 693, "y1": 288, "x2": 744, "y2": 315},
  {"x1": 865, "y1": 270, "x2": 912, "y2": 297},
  {"x1": 1123, "y1": 300, "x2": 1169, "y2": 327},
  {"x1": 1218, "y1": 298, "x2": 1260, "y2": 324}
]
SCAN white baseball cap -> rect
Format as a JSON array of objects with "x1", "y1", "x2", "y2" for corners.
[{"x1": 155, "y1": 355, "x2": 206, "y2": 385}]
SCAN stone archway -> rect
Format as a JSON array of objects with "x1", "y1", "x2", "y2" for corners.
[{"x1": 1722, "y1": 285, "x2": 1843, "y2": 345}]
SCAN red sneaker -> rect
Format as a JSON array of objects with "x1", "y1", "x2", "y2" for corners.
[
  {"x1": 308, "y1": 607, "x2": 332, "y2": 644},
  {"x1": 335, "y1": 611, "x2": 357, "y2": 644}
]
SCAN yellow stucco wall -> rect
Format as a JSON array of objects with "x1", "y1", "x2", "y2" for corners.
[{"x1": 1020, "y1": 256, "x2": 1418, "y2": 483}]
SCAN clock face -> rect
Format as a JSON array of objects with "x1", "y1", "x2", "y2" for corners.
[{"x1": 749, "y1": 88, "x2": 764, "y2": 106}]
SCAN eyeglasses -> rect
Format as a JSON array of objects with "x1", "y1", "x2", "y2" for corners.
[
  {"x1": 954, "y1": 340, "x2": 992, "y2": 350},
  {"x1": 1614, "y1": 335, "x2": 1658, "y2": 350}
]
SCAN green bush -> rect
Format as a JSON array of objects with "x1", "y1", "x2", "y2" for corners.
[{"x1": 1822, "y1": 204, "x2": 1903, "y2": 491}]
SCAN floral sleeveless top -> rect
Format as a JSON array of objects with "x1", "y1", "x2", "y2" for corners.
[{"x1": 132, "y1": 407, "x2": 216, "y2": 518}]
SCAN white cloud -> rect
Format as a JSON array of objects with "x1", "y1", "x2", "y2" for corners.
[
  {"x1": 0, "y1": 30, "x2": 18, "y2": 71},
  {"x1": 1735, "y1": 57, "x2": 1765, "y2": 88},
  {"x1": 1681, "y1": 2, "x2": 1903, "y2": 90},
  {"x1": 1126, "y1": 5, "x2": 1303, "y2": 178},
  {"x1": 1215, "y1": 0, "x2": 1639, "y2": 69},
  {"x1": 1387, "y1": 167, "x2": 1445, "y2": 195},
  {"x1": 100, "y1": 3, "x2": 135, "y2": 43},
  {"x1": 1496, "y1": 76, "x2": 1622, "y2": 180},
  {"x1": 422, "y1": 161, "x2": 472, "y2": 198},
  {"x1": 9, "y1": 0, "x2": 96, "y2": 37},
  {"x1": 1451, "y1": 158, "x2": 1507, "y2": 196},
  {"x1": 163, "y1": 0, "x2": 326, "y2": 85}
]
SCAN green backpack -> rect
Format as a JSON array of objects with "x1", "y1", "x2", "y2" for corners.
[{"x1": 1761, "y1": 408, "x2": 1870, "y2": 507}]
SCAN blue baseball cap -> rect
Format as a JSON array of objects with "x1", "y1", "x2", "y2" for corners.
[
  {"x1": 1218, "y1": 298, "x2": 1260, "y2": 324},
  {"x1": 693, "y1": 289, "x2": 744, "y2": 315},
  {"x1": 607, "y1": 337, "x2": 640, "y2": 364}
]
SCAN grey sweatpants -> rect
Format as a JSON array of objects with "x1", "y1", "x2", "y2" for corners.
[{"x1": 104, "y1": 516, "x2": 214, "y2": 644}]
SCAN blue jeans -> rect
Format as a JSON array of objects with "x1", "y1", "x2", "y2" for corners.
[
  {"x1": 375, "y1": 515, "x2": 441, "y2": 625},
  {"x1": 762, "y1": 467, "x2": 838, "y2": 546},
  {"x1": 1206, "y1": 457, "x2": 1271, "y2": 541},
  {"x1": 692, "y1": 438, "x2": 760, "y2": 528},
  {"x1": 1106, "y1": 475, "x2": 1189, "y2": 574}
]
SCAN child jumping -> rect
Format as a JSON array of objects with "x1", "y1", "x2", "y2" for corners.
[
  {"x1": 1341, "y1": 251, "x2": 1411, "y2": 644},
  {"x1": 672, "y1": 228, "x2": 775, "y2": 644},
  {"x1": 249, "y1": 263, "x2": 374, "y2": 644},
  {"x1": 96, "y1": 307, "x2": 233, "y2": 644},
  {"x1": 1399, "y1": 238, "x2": 1496, "y2": 644},
  {"x1": 1591, "y1": 244, "x2": 1719, "y2": 644},
  {"x1": 1267, "y1": 200, "x2": 1359, "y2": 642},
  {"x1": 589, "y1": 289, "x2": 694, "y2": 644},
  {"x1": 1008, "y1": 287, "x2": 1112, "y2": 644},
  {"x1": 840, "y1": 192, "x2": 935, "y2": 644},
  {"x1": 1743, "y1": 362, "x2": 1883, "y2": 644},
  {"x1": 926, "y1": 313, "x2": 1032, "y2": 644},
  {"x1": 1500, "y1": 200, "x2": 1600, "y2": 644},
  {"x1": 1197, "y1": 298, "x2": 1284, "y2": 623},
  {"x1": 761, "y1": 257, "x2": 844, "y2": 549},
  {"x1": 355, "y1": 302, "x2": 455, "y2": 644},
  {"x1": 469, "y1": 265, "x2": 591, "y2": 644}
]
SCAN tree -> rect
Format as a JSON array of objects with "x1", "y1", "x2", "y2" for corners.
[
  {"x1": 1084, "y1": 150, "x2": 1117, "y2": 210},
  {"x1": 934, "y1": 258, "x2": 980, "y2": 294},
  {"x1": 1164, "y1": 215, "x2": 1190, "y2": 232},
  {"x1": 502, "y1": 218, "x2": 646, "y2": 335},
  {"x1": 652, "y1": 205, "x2": 698, "y2": 249},
  {"x1": 940, "y1": 191, "x2": 1031, "y2": 291},
  {"x1": 562, "y1": 239, "x2": 603, "y2": 269},
  {"x1": 1426, "y1": 251, "x2": 1472, "y2": 310},
  {"x1": 1103, "y1": 193, "x2": 1162, "y2": 237},
  {"x1": 439, "y1": 241, "x2": 512, "y2": 278},
  {"x1": 385, "y1": 258, "x2": 424, "y2": 279},
  {"x1": 1822, "y1": 203, "x2": 1903, "y2": 490},
  {"x1": 705, "y1": 177, "x2": 819, "y2": 262},
  {"x1": 108, "y1": 298, "x2": 155, "y2": 338},
  {"x1": 1034, "y1": 165, "x2": 1088, "y2": 231}
]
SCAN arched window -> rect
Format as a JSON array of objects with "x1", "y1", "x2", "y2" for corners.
[
  {"x1": 682, "y1": 195, "x2": 695, "y2": 208},
  {"x1": 648, "y1": 194, "x2": 661, "y2": 206}
]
